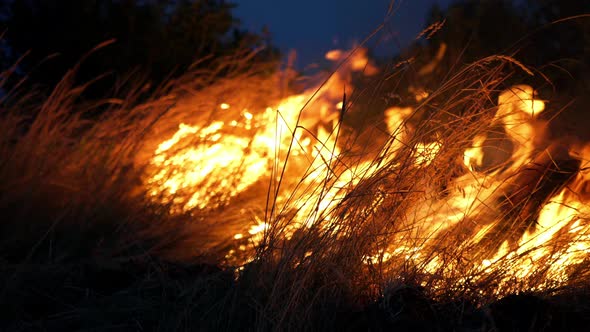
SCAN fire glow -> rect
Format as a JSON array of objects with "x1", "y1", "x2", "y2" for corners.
[{"x1": 143, "y1": 49, "x2": 590, "y2": 297}]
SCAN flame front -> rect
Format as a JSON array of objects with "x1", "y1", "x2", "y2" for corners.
[{"x1": 143, "y1": 50, "x2": 590, "y2": 298}]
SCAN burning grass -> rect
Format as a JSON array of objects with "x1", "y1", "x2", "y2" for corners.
[{"x1": 2, "y1": 45, "x2": 590, "y2": 330}]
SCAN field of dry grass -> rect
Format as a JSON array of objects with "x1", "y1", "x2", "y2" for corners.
[{"x1": 2, "y1": 41, "x2": 590, "y2": 331}]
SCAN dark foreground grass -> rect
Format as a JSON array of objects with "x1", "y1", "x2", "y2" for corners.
[
  {"x1": 3, "y1": 260, "x2": 590, "y2": 331},
  {"x1": 2, "y1": 47, "x2": 590, "y2": 331}
]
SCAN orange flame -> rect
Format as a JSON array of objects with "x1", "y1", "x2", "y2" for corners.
[{"x1": 144, "y1": 49, "x2": 590, "y2": 296}]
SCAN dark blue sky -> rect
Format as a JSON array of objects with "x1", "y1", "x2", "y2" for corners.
[{"x1": 232, "y1": 0, "x2": 453, "y2": 68}]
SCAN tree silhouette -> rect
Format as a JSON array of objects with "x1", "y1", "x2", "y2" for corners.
[
  {"x1": 416, "y1": 0, "x2": 589, "y2": 93},
  {"x1": 524, "y1": 0, "x2": 590, "y2": 92},
  {"x1": 0, "y1": 0, "x2": 279, "y2": 96}
]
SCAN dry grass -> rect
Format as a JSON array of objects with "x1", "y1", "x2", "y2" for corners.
[
  {"x1": 0, "y1": 48, "x2": 282, "y2": 265},
  {"x1": 1, "y1": 43, "x2": 589, "y2": 331},
  {"x1": 244, "y1": 53, "x2": 590, "y2": 329}
]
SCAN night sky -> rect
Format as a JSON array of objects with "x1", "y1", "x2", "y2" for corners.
[{"x1": 233, "y1": 0, "x2": 453, "y2": 68}]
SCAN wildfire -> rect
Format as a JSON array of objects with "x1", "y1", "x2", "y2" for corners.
[{"x1": 143, "y1": 48, "x2": 590, "y2": 297}]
